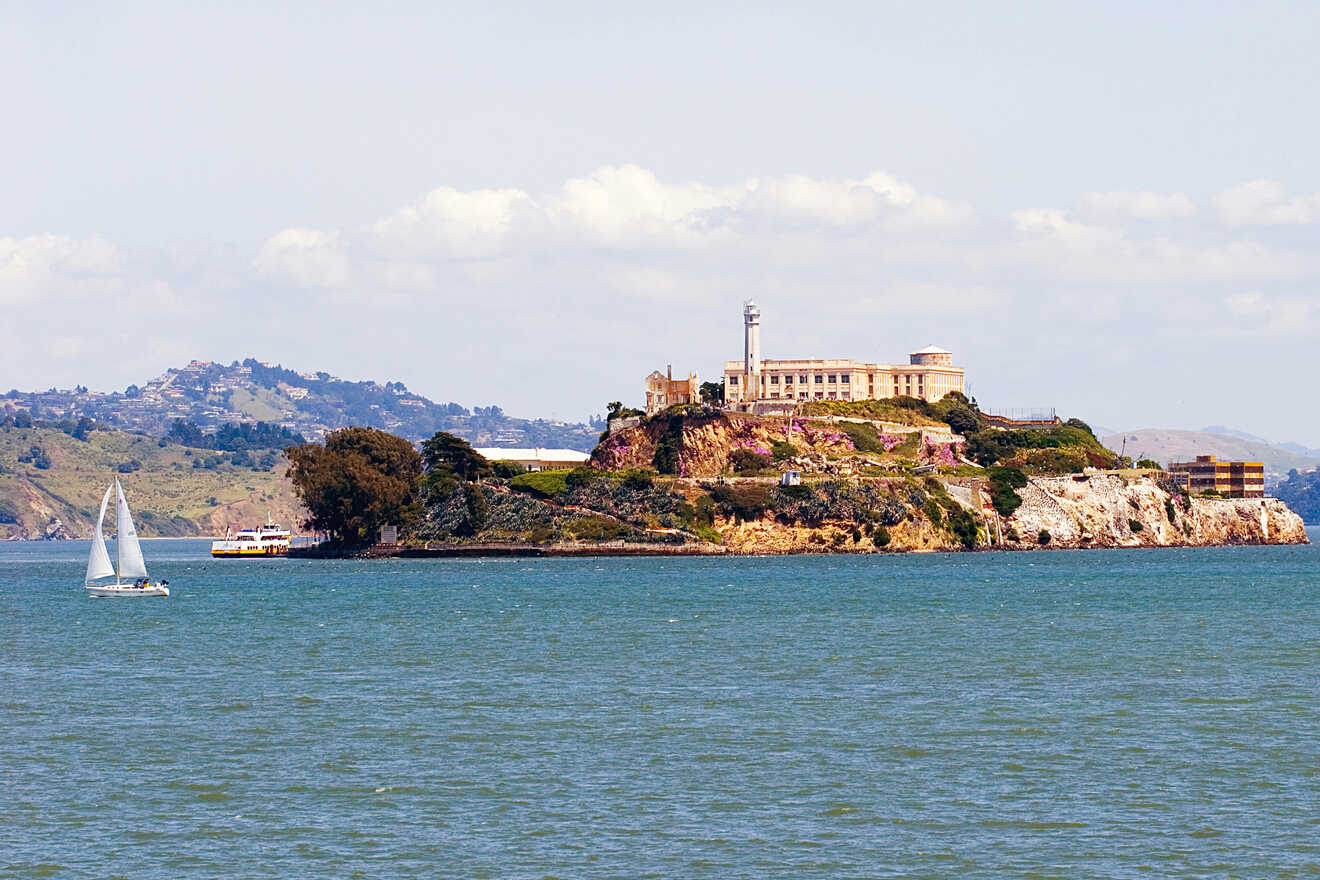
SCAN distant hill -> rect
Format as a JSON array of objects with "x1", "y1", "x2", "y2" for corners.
[
  {"x1": 1101, "y1": 428, "x2": 1320, "y2": 478},
  {"x1": 1273, "y1": 468, "x2": 1320, "y2": 524},
  {"x1": 0, "y1": 422, "x2": 302, "y2": 540},
  {"x1": 1, "y1": 358, "x2": 601, "y2": 450}
]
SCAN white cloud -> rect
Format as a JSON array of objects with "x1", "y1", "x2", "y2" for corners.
[
  {"x1": 1214, "y1": 179, "x2": 1320, "y2": 227},
  {"x1": 367, "y1": 186, "x2": 535, "y2": 259},
  {"x1": 10, "y1": 165, "x2": 1320, "y2": 437},
  {"x1": 253, "y1": 227, "x2": 351, "y2": 288},
  {"x1": 0, "y1": 234, "x2": 123, "y2": 305},
  {"x1": 1076, "y1": 190, "x2": 1196, "y2": 222},
  {"x1": 1223, "y1": 290, "x2": 1312, "y2": 334}
]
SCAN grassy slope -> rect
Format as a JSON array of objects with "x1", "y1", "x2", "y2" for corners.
[
  {"x1": 0, "y1": 426, "x2": 303, "y2": 539},
  {"x1": 798, "y1": 399, "x2": 945, "y2": 427},
  {"x1": 225, "y1": 387, "x2": 287, "y2": 422}
]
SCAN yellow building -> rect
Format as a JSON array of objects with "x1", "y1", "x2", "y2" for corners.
[
  {"x1": 722, "y1": 302, "x2": 965, "y2": 406},
  {"x1": 1168, "y1": 455, "x2": 1265, "y2": 498}
]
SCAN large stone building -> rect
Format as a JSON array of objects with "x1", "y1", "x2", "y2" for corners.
[
  {"x1": 644, "y1": 365, "x2": 700, "y2": 415},
  {"x1": 1168, "y1": 455, "x2": 1265, "y2": 498},
  {"x1": 722, "y1": 301, "x2": 965, "y2": 407}
]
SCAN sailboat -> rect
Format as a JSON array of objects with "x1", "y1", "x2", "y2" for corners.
[{"x1": 85, "y1": 479, "x2": 169, "y2": 598}]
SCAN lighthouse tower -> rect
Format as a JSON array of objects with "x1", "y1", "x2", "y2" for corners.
[{"x1": 743, "y1": 300, "x2": 761, "y2": 402}]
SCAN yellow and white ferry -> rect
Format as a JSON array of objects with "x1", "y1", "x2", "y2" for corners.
[{"x1": 211, "y1": 518, "x2": 292, "y2": 557}]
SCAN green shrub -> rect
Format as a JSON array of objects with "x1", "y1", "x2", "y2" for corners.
[
  {"x1": 693, "y1": 523, "x2": 722, "y2": 544},
  {"x1": 838, "y1": 422, "x2": 887, "y2": 454},
  {"x1": 709, "y1": 483, "x2": 773, "y2": 521},
  {"x1": 621, "y1": 469, "x2": 655, "y2": 490},
  {"x1": 565, "y1": 515, "x2": 628, "y2": 541},
  {"x1": 1015, "y1": 447, "x2": 1087, "y2": 474},
  {"x1": 1129, "y1": 519, "x2": 1143, "y2": 532},
  {"x1": 509, "y1": 469, "x2": 570, "y2": 498},
  {"x1": 986, "y1": 465, "x2": 1027, "y2": 517},
  {"x1": 946, "y1": 506, "x2": 980, "y2": 549},
  {"x1": 923, "y1": 498, "x2": 943, "y2": 526},
  {"x1": 770, "y1": 440, "x2": 797, "y2": 461},
  {"x1": 528, "y1": 523, "x2": 555, "y2": 543},
  {"x1": 728, "y1": 448, "x2": 773, "y2": 473},
  {"x1": 1037, "y1": 529, "x2": 1051, "y2": 545},
  {"x1": 1136, "y1": 459, "x2": 1162, "y2": 470},
  {"x1": 873, "y1": 524, "x2": 891, "y2": 547},
  {"x1": 942, "y1": 405, "x2": 980, "y2": 435},
  {"x1": 1164, "y1": 498, "x2": 1177, "y2": 523}
]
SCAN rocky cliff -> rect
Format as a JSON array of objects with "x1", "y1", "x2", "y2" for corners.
[
  {"x1": 705, "y1": 473, "x2": 1307, "y2": 554},
  {"x1": 1005, "y1": 473, "x2": 1307, "y2": 549}
]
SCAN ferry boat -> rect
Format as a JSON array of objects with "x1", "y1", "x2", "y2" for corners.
[{"x1": 211, "y1": 518, "x2": 291, "y2": 557}]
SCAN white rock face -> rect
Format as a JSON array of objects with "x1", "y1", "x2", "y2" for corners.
[{"x1": 1008, "y1": 474, "x2": 1307, "y2": 549}]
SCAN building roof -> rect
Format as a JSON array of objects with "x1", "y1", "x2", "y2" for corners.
[
  {"x1": 911, "y1": 344, "x2": 951, "y2": 355},
  {"x1": 474, "y1": 447, "x2": 591, "y2": 463}
]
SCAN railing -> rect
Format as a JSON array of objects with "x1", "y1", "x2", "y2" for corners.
[{"x1": 983, "y1": 407, "x2": 1057, "y2": 422}]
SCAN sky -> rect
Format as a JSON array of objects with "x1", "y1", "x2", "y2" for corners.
[{"x1": 3, "y1": 1, "x2": 1320, "y2": 442}]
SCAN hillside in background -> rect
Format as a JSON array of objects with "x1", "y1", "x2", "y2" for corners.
[
  {"x1": 0, "y1": 423, "x2": 302, "y2": 540},
  {"x1": 1100, "y1": 428, "x2": 1320, "y2": 478},
  {"x1": 3, "y1": 358, "x2": 601, "y2": 450},
  {"x1": 1272, "y1": 468, "x2": 1320, "y2": 524}
]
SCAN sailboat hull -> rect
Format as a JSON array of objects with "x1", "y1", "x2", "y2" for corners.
[{"x1": 86, "y1": 584, "x2": 169, "y2": 598}]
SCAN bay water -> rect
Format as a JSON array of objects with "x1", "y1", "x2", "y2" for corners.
[{"x1": 2, "y1": 538, "x2": 1317, "y2": 878}]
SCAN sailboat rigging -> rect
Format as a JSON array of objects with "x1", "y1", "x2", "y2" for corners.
[{"x1": 84, "y1": 479, "x2": 169, "y2": 598}]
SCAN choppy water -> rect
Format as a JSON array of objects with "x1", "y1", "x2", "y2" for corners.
[{"x1": 2, "y1": 538, "x2": 1318, "y2": 878}]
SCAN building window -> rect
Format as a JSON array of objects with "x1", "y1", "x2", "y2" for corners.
[
  {"x1": 827, "y1": 374, "x2": 836, "y2": 383},
  {"x1": 828, "y1": 392, "x2": 837, "y2": 399},
  {"x1": 770, "y1": 393, "x2": 779, "y2": 399},
  {"x1": 799, "y1": 392, "x2": 807, "y2": 399},
  {"x1": 729, "y1": 376, "x2": 738, "y2": 384},
  {"x1": 840, "y1": 375, "x2": 849, "y2": 384},
  {"x1": 815, "y1": 375, "x2": 824, "y2": 384},
  {"x1": 814, "y1": 392, "x2": 823, "y2": 399},
  {"x1": 799, "y1": 375, "x2": 808, "y2": 383},
  {"x1": 841, "y1": 391, "x2": 850, "y2": 399},
  {"x1": 770, "y1": 375, "x2": 779, "y2": 384}
]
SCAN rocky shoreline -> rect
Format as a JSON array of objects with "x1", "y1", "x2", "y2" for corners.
[{"x1": 294, "y1": 474, "x2": 1308, "y2": 559}]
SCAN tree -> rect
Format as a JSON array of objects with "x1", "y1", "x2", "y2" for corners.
[
  {"x1": 71, "y1": 417, "x2": 94, "y2": 441},
  {"x1": 700, "y1": 381, "x2": 725, "y2": 407},
  {"x1": 421, "y1": 431, "x2": 491, "y2": 482},
  {"x1": 606, "y1": 401, "x2": 644, "y2": 421},
  {"x1": 942, "y1": 406, "x2": 979, "y2": 435},
  {"x1": 286, "y1": 427, "x2": 422, "y2": 543}
]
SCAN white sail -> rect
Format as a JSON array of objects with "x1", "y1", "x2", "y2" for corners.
[
  {"x1": 114, "y1": 479, "x2": 149, "y2": 580},
  {"x1": 85, "y1": 484, "x2": 115, "y2": 584}
]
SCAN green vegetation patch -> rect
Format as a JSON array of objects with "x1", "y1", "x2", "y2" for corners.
[
  {"x1": 799, "y1": 398, "x2": 943, "y2": 427},
  {"x1": 564, "y1": 515, "x2": 631, "y2": 541},
  {"x1": 986, "y1": 465, "x2": 1027, "y2": 517},
  {"x1": 509, "y1": 469, "x2": 572, "y2": 499}
]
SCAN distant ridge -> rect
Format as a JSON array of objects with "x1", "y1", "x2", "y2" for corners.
[
  {"x1": 0, "y1": 358, "x2": 601, "y2": 451},
  {"x1": 1101, "y1": 428, "x2": 1320, "y2": 477}
]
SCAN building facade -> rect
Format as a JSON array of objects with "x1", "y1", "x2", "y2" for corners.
[
  {"x1": 474, "y1": 448, "x2": 591, "y2": 472},
  {"x1": 1168, "y1": 455, "x2": 1265, "y2": 498},
  {"x1": 722, "y1": 301, "x2": 965, "y2": 406},
  {"x1": 644, "y1": 365, "x2": 700, "y2": 415}
]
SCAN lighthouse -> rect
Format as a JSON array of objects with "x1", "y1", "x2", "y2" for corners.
[{"x1": 743, "y1": 300, "x2": 761, "y2": 401}]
